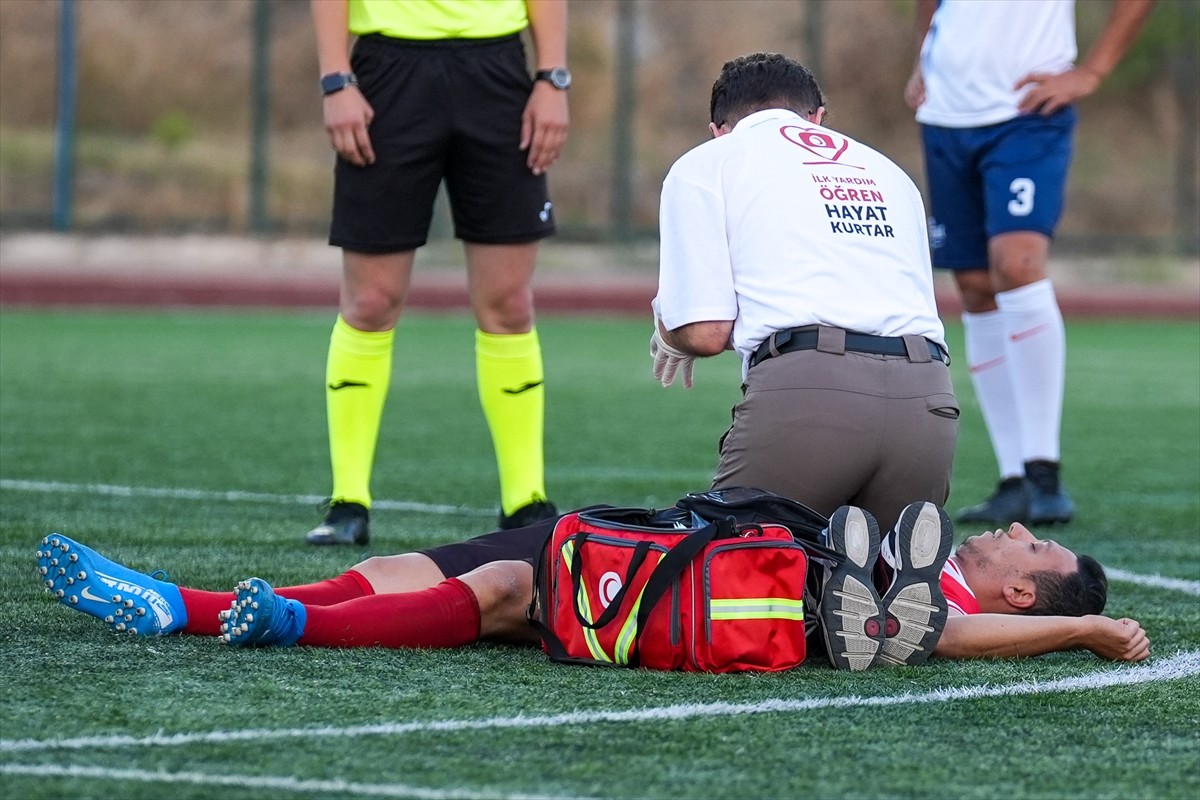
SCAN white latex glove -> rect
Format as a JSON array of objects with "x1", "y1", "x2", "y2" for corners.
[{"x1": 650, "y1": 327, "x2": 695, "y2": 389}]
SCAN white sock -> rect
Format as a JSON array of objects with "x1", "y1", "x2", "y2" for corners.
[
  {"x1": 996, "y1": 280, "x2": 1065, "y2": 464},
  {"x1": 962, "y1": 309, "x2": 1024, "y2": 479}
]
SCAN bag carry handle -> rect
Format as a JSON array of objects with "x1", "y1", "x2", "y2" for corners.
[
  {"x1": 529, "y1": 514, "x2": 737, "y2": 667},
  {"x1": 569, "y1": 532, "x2": 654, "y2": 629}
]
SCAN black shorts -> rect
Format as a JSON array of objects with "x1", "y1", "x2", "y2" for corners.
[
  {"x1": 330, "y1": 33, "x2": 556, "y2": 253},
  {"x1": 420, "y1": 515, "x2": 561, "y2": 578}
]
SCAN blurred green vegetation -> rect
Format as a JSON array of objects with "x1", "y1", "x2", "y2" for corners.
[{"x1": 0, "y1": 0, "x2": 1194, "y2": 243}]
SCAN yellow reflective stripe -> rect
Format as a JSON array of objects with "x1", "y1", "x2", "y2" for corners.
[
  {"x1": 561, "y1": 540, "x2": 613, "y2": 664},
  {"x1": 709, "y1": 597, "x2": 805, "y2": 621},
  {"x1": 612, "y1": 551, "x2": 668, "y2": 664},
  {"x1": 611, "y1": 581, "x2": 650, "y2": 665}
]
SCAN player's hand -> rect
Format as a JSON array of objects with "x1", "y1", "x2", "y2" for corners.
[
  {"x1": 904, "y1": 67, "x2": 926, "y2": 111},
  {"x1": 1015, "y1": 68, "x2": 1101, "y2": 116},
  {"x1": 521, "y1": 82, "x2": 570, "y2": 176},
  {"x1": 650, "y1": 328, "x2": 695, "y2": 389},
  {"x1": 1085, "y1": 616, "x2": 1151, "y2": 662},
  {"x1": 323, "y1": 87, "x2": 375, "y2": 167}
]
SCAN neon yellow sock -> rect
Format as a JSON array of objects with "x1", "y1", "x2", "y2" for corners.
[
  {"x1": 476, "y1": 328, "x2": 547, "y2": 515},
  {"x1": 326, "y1": 315, "x2": 393, "y2": 508}
]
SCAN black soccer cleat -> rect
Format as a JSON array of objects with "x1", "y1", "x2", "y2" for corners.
[
  {"x1": 878, "y1": 502, "x2": 953, "y2": 667},
  {"x1": 817, "y1": 505, "x2": 886, "y2": 671},
  {"x1": 304, "y1": 501, "x2": 369, "y2": 546},
  {"x1": 955, "y1": 477, "x2": 1028, "y2": 525},
  {"x1": 1025, "y1": 460, "x2": 1075, "y2": 526},
  {"x1": 498, "y1": 499, "x2": 559, "y2": 530}
]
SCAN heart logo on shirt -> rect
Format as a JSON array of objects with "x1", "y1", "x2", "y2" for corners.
[{"x1": 780, "y1": 125, "x2": 862, "y2": 169}]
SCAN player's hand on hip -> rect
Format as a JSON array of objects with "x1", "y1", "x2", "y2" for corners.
[
  {"x1": 521, "y1": 83, "x2": 570, "y2": 176},
  {"x1": 904, "y1": 68, "x2": 926, "y2": 111},
  {"x1": 1015, "y1": 68, "x2": 1100, "y2": 116},
  {"x1": 650, "y1": 328, "x2": 695, "y2": 389},
  {"x1": 324, "y1": 88, "x2": 376, "y2": 167}
]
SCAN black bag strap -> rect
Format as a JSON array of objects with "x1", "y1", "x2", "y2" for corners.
[
  {"x1": 528, "y1": 511, "x2": 739, "y2": 667},
  {"x1": 676, "y1": 486, "x2": 843, "y2": 564},
  {"x1": 528, "y1": 514, "x2": 572, "y2": 661},
  {"x1": 569, "y1": 532, "x2": 654, "y2": 628},
  {"x1": 628, "y1": 517, "x2": 736, "y2": 665}
]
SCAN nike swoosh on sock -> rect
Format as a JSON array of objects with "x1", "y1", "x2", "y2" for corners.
[{"x1": 502, "y1": 380, "x2": 544, "y2": 395}]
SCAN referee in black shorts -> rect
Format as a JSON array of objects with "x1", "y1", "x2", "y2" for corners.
[{"x1": 305, "y1": 0, "x2": 570, "y2": 546}]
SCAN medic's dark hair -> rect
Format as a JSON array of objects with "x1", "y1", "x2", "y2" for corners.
[{"x1": 710, "y1": 52, "x2": 825, "y2": 127}]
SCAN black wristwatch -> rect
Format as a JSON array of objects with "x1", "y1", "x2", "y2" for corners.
[
  {"x1": 319, "y1": 71, "x2": 358, "y2": 96},
  {"x1": 534, "y1": 67, "x2": 571, "y2": 90}
]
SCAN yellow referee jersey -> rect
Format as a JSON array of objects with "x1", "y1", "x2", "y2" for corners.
[{"x1": 348, "y1": 0, "x2": 529, "y2": 40}]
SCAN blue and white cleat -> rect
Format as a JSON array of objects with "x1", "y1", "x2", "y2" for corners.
[
  {"x1": 220, "y1": 577, "x2": 306, "y2": 647},
  {"x1": 36, "y1": 533, "x2": 187, "y2": 636}
]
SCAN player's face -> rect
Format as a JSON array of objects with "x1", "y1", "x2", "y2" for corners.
[{"x1": 956, "y1": 522, "x2": 1078, "y2": 577}]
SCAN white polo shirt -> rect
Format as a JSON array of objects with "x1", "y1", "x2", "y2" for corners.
[
  {"x1": 916, "y1": 0, "x2": 1078, "y2": 127},
  {"x1": 655, "y1": 109, "x2": 944, "y2": 374}
]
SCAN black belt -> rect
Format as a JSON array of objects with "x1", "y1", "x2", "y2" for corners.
[{"x1": 748, "y1": 326, "x2": 950, "y2": 369}]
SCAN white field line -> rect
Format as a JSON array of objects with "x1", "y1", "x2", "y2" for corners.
[
  {"x1": 1105, "y1": 567, "x2": 1200, "y2": 595},
  {"x1": 0, "y1": 763, "x2": 581, "y2": 800},
  {"x1": 3, "y1": 649, "x2": 1197, "y2": 756},
  {"x1": 0, "y1": 478, "x2": 494, "y2": 518},
  {"x1": 5, "y1": 478, "x2": 1198, "y2": 594}
]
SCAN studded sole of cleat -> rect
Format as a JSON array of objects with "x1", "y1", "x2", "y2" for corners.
[
  {"x1": 223, "y1": 578, "x2": 280, "y2": 647},
  {"x1": 38, "y1": 535, "x2": 121, "y2": 623},
  {"x1": 36, "y1": 534, "x2": 182, "y2": 636}
]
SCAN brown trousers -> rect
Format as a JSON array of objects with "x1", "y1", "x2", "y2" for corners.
[{"x1": 711, "y1": 337, "x2": 959, "y2": 531}]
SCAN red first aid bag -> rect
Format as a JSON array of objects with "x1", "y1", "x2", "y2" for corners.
[{"x1": 530, "y1": 505, "x2": 809, "y2": 673}]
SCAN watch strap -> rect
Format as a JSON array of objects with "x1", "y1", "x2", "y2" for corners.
[
  {"x1": 534, "y1": 67, "x2": 571, "y2": 90},
  {"x1": 320, "y1": 71, "x2": 358, "y2": 96}
]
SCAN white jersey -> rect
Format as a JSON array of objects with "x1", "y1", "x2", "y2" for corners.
[
  {"x1": 916, "y1": 0, "x2": 1078, "y2": 127},
  {"x1": 655, "y1": 109, "x2": 944, "y2": 375}
]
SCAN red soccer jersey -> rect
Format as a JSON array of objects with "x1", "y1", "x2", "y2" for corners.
[{"x1": 941, "y1": 556, "x2": 980, "y2": 616}]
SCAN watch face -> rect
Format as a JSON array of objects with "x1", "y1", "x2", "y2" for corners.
[
  {"x1": 320, "y1": 72, "x2": 355, "y2": 95},
  {"x1": 542, "y1": 67, "x2": 571, "y2": 90}
]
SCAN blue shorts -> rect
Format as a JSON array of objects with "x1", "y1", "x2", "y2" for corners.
[{"x1": 920, "y1": 107, "x2": 1076, "y2": 270}]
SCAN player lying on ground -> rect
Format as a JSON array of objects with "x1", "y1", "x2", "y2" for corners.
[{"x1": 37, "y1": 498, "x2": 1149, "y2": 668}]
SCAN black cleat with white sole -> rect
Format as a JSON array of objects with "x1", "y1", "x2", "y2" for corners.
[{"x1": 817, "y1": 506, "x2": 886, "y2": 671}]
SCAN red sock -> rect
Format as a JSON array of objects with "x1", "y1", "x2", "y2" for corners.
[
  {"x1": 297, "y1": 577, "x2": 482, "y2": 648},
  {"x1": 278, "y1": 570, "x2": 374, "y2": 605},
  {"x1": 179, "y1": 570, "x2": 374, "y2": 636}
]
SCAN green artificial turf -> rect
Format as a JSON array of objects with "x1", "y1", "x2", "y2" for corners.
[{"x1": 1, "y1": 309, "x2": 1197, "y2": 799}]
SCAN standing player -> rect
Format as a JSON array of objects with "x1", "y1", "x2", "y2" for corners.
[
  {"x1": 651, "y1": 52, "x2": 959, "y2": 534},
  {"x1": 306, "y1": 0, "x2": 570, "y2": 545},
  {"x1": 905, "y1": 0, "x2": 1154, "y2": 526}
]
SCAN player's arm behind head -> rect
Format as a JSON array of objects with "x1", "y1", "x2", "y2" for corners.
[{"x1": 935, "y1": 611, "x2": 1150, "y2": 662}]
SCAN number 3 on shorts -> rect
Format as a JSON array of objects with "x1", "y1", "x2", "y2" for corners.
[{"x1": 1007, "y1": 177, "x2": 1035, "y2": 217}]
